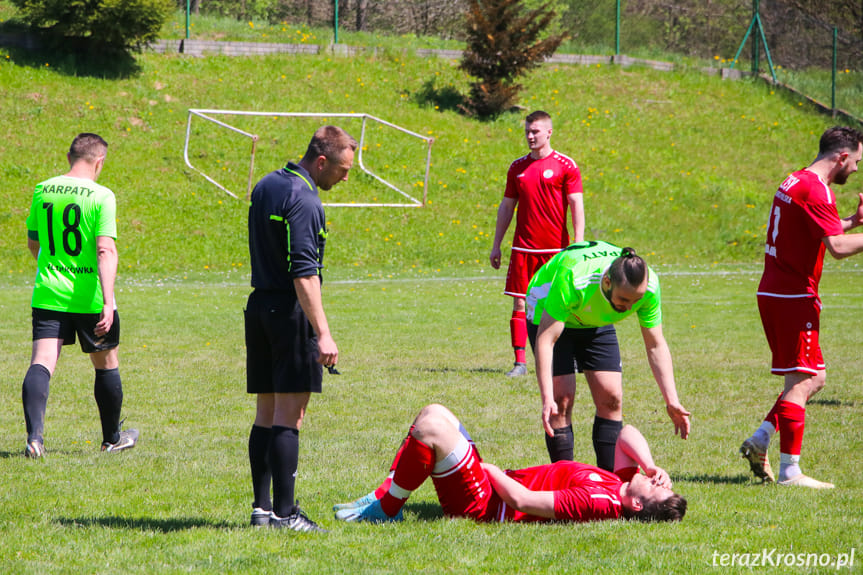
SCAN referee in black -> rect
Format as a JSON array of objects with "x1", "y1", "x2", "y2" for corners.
[{"x1": 245, "y1": 126, "x2": 357, "y2": 532}]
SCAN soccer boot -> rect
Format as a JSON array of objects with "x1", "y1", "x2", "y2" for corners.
[
  {"x1": 250, "y1": 507, "x2": 273, "y2": 527},
  {"x1": 505, "y1": 362, "x2": 528, "y2": 377},
  {"x1": 777, "y1": 473, "x2": 834, "y2": 489},
  {"x1": 24, "y1": 439, "x2": 45, "y2": 459},
  {"x1": 333, "y1": 490, "x2": 379, "y2": 511},
  {"x1": 102, "y1": 428, "x2": 139, "y2": 452},
  {"x1": 270, "y1": 505, "x2": 328, "y2": 533},
  {"x1": 335, "y1": 499, "x2": 404, "y2": 523},
  {"x1": 740, "y1": 438, "x2": 775, "y2": 483}
]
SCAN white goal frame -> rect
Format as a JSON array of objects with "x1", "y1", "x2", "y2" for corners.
[{"x1": 183, "y1": 109, "x2": 434, "y2": 207}]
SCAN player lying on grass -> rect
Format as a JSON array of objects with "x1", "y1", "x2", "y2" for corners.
[{"x1": 334, "y1": 403, "x2": 686, "y2": 524}]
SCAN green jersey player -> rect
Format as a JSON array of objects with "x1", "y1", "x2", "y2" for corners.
[
  {"x1": 526, "y1": 241, "x2": 690, "y2": 470},
  {"x1": 21, "y1": 133, "x2": 138, "y2": 459}
]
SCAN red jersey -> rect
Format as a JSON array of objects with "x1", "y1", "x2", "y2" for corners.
[
  {"x1": 491, "y1": 461, "x2": 630, "y2": 523},
  {"x1": 758, "y1": 169, "x2": 844, "y2": 297},
  {"x1": 505, "y1": 151, "x2": 582, "y2": 252}
]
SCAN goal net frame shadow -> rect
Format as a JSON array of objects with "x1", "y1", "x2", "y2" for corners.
[{"x1": 183, "y1": 109, "x2": 434, "y2": 207}]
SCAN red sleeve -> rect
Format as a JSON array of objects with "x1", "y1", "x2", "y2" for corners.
[
  {"x1": 504, "y1": 162, "x2": 519, "y2": 200},
  {"x1": 564, "y1": 162, "x2": 583, "y2": 196},
  {"x1": 805, "y1": 201, "x2": 843, "y2": 239}
]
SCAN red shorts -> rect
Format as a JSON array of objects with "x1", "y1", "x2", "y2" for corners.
[
  {"x1": 430, "y1": 443, "x2": 499, "y2": 522},
  {"x1": 505, "y1": 249, "x2": 559, "y2": 299},
  {"x1": 757, "y1": 295, "x2": 824, "y2": 375}
]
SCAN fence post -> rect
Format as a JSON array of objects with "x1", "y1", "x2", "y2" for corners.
[
  {"x1": 832, "y1": 26, "x2": 837, "y2": 117},
  {"x1": 751, "y1": 0, "x2": 760, "y2": 76},
  {"x1": 334, "y1": 0, "x2": 340, "y2": 44},
  {"x1": 186, "y1": 0, "x2": 190, "y2": 39}
]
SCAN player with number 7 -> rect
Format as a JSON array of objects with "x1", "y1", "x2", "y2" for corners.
[{"x1": 741, "y1": 126, "x2": 863, "y2": 489}]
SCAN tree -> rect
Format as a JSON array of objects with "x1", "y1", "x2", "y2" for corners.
[
  {"x1": 12, "y1": 0, "x2": 174, "y2": 54},
  {"x1": 356, "y1": 0, "x2": 369, "y2": 31},
  {"x1": 459, "y1": 0, "x2": 565, "y2": 118}
]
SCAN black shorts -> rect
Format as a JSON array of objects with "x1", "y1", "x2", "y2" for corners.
[
  {"x1": 32, "y1": 307, "x2": 120, "y2": 353},
  {"x1": 527, "y1": 322, "x2": 621, "y2": 376},
  {"x1": 245, "y1": 289, "x2": 322, "y2": 394}
]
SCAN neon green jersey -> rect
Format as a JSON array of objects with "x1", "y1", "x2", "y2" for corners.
[
  {"x1": 25, "y1": 175, "x2": 117, "y2": 313},
  {"x1": 526, "y1": 241, "x2": 662, "y2": 329}
]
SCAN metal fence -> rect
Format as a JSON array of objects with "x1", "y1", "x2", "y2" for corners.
[
  {"x1": 558, "y1": 0, "x2": 861, "y2": 121},
  {"x1": 245, "y1": 0, "x2": 861, "y2": 122}
]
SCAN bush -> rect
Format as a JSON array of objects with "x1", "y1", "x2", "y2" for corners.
[{"x1": 12, "y1": 0, "x2": 173, "y2": 53}]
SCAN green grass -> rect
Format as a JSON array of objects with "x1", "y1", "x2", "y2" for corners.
[
  {"x1": 159, "y1": 9, "x2": 464, "y2": 52},
  {"x1": 1, "y1": 269, "x2": 862, "y2": 573},
  {"x1": 1, "y1": 18, "x2": 863, "y2": 574},
  {"x1": 161, "y1": 10, "x2": 330, "y2": 46},
  {"x1": 776, "y1": 65, "x2": 863, "y2": 120}
]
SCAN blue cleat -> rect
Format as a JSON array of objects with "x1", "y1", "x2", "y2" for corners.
[
  {"x1": 334, "y1": 499, "x2": 403, "y2": 523},
  {"x1": 333, "y1": 490, "x2": 379, "y2": 511}
]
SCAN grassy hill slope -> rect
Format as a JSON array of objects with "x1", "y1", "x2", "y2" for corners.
[{"x1": 0, "y1": 47, "x2": 857, "y2": 283}]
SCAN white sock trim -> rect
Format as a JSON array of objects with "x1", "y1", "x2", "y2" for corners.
[
  {"x1": 433, "y1": 434, "x2": 471, "y2": 476},
  {"x1": 780, "y1": 453, "x2": 800, "y2": 466},
  {"x1": 388, "y1": 483, "x2": 412, "y2": 499}
]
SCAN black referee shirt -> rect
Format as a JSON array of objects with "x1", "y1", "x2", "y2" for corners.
[{"x1": 248, "y1": 162, "x2": 327, "y2": 293}]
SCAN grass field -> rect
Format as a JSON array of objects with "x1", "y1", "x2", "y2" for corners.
[
  {"x1": 0, "y1": 11, "x2": 862, "y2": 573},
  {"x1": 1, "y1": 268, "x2": 861, "y2": 573}
]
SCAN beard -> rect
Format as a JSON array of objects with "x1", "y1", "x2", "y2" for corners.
[{"x1": 603, "y1": 284, "x2": 626, "y2": 313}]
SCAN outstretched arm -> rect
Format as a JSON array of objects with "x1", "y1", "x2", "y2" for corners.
[
  {"x1": 641, "y1": 324, "x2": 690, "y2": 439},
  {"x1": 535, "y1": 312, "x2": 565, "y2": 437},
  {"x1": 482, "y1": 463, "x2": 556, "y2": 518},
  {"x1": 614, "y1": 424, "x2": 672, "y2": 489},
  {"x1": 840, "y1": 192, "x2": 863, "y2": 232},
  {"x1": 824, "y1": 193, "x2": 863, "y2": 258}
]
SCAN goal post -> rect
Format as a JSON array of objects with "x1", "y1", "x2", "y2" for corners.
[{"x1": 183, "y1": 109, "x2": 434, "y2": 207}]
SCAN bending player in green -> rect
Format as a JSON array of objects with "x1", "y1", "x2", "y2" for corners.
[
  {"x1": 526, "y1": 241, "x2": 690, "y2": 470},
  {"x1": 22, "y1": 133, "x2": 138, "y2": 458}
]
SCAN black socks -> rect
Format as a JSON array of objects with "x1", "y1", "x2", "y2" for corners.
[
  {"x1": 545, "y1": 425, "x2": 574, "y2": 462},
  {"x1": 249, "y1": 425, "x2": 273, "y2": 511},
  {"x1": 94, "y1": 368, "x2": 123, "y2": 445},
  {"x1": 22, "y1": 364, "x2": 51, "y2": 443},
  {"x1": 592, "y1": 416, "x2": 623, "y2": 471},
  {"x1": 270, "y1": 426, "x2": 300, "y2": 518}
]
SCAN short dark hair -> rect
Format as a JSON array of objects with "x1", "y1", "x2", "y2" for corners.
[
  {"x1": 525, "y1": 110, "x2": 551, "y2": 124},
  {"x1": 302, "y1": 126, "x2": 358, "y2": 163},
  {"x1": 819, "y1": 126, "x2": 863, "y2": 156},
  {"x1": 632, "y1": 493, "x2": 687, "y2": 522},
  {"x1": 69, "y1": 133, "x2": 108, "y2": 164},
  {"x1": 607, "y1": 247, "x2": 647, "y2": 288}
]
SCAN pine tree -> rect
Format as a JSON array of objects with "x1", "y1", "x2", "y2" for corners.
[{"x1": 460, "y1": 0, "x2": 565, "y2": 118}]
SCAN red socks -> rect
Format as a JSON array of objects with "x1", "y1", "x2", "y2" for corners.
[
  {"x1": 373, "y1": 425, "x2": 416, "y2": 498},
  {"x1": 511, "y1": 310, "x2": 527, "y2": 364},
  {"x1": 380, "y1": 434, "x2": 435, "y2": 517},
  {"x1": 777, "y1": 400, "x2": 805, "y2": 456},
  {"x1": 763, "y1": 393, "x2": 783, "y2": 429}
]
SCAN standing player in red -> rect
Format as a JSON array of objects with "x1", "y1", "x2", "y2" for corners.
[
  {"x1": 333, "y1": 403, "x2": 686, "y2": 524},
  {"x1": 741, "y1": 126, "x2": 863, "y2": 489},
  {"x1": 490, "y1": 111, "x2": 584, "y2": 377}
]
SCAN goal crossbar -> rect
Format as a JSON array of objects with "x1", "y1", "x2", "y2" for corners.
[{"x1": 184, "y1": 109, "x2": 434, "y2": 207}]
